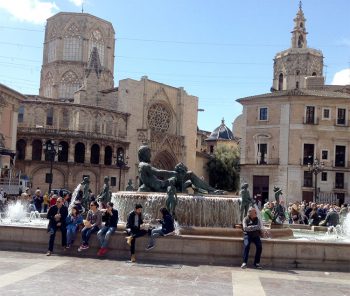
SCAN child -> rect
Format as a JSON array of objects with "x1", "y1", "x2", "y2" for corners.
[{"x1": 65, "y1": 206, "x2": 83, "y2": 248}]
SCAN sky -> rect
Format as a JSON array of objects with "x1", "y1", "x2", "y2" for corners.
[{"x1": 0, "y1": 0, "x2": 349, "y2": 132}]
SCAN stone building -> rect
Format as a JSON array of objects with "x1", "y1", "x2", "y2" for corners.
[
  {"x1": 0, "y1": 84, "x2": 25, "y2": 190},
  {"x1": 15, "y1": 12, "x2": 198, "y2": 194},
  {"x1": 237, "y1": 4, "x2": 350, "y2": 205}
]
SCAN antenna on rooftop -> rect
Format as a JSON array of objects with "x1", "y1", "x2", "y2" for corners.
[{"x1": 81, "y1": 0, "x2": 84, "y2": 13}]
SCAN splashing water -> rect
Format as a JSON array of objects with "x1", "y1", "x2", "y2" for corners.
[{"x1": 68, "y1": 183, "x2": 82, "y2": 213}]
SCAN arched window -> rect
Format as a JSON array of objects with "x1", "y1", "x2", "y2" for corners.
[
  {"x1": 43, "y1": 72, "x2": 54, "y2": 98},
  {"x1": 104, "y1": 146, "x2": 112, "y2": 165},
  {"x1": 63, "y1": 23, "x2": 82, "y2": 61},
  {"x1": 58, "y1": 71, "x2": 80, "y2": 100},
  {"x1": 32, "y1": 139, "x2": 42, "y2": 161},
  {"x1": 58, "y1": 141, "x2": 69, "y2": 162},
  {"x1": 74, "y1": 142, "x2": 85, "y2": 163},
  {"x1": 60, "y1": 108, "x2": 70, "y2": 129},
  {"x1": 89, "y1": 29, "x2": 104, "y2": 66},
  {"x1": 312, "y1": 72, "x2": 317, "y2": 76},
  {"x1": 16, "y1": 139, "x2": 26, "y2": 160},
  {"x1": 298, "y1": 35, "x2": 304, "y2": 48},
  {"x1": 296, "y1": 81, "x2": 299, "y2": 89},
  {"x1": 18, "y1": 106, "x2": 24, "y2": 123},
  {"x1": 296, "y1": 70, "x2": 300, "y2": 75},
  {"x1": 278, "y1": 73, "x2": 284, "y2": 91},
  {"x1": 90, "y1": 144, "x2": 100, "y2": 164},
  {"x1": 47, "y1": 39, "x2": 57, "y2": 63}
]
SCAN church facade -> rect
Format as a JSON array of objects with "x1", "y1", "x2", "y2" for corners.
[
  {"x1": 238, "y1": 4, "x2": 350, "y2": 205},
  {"x1": 15, "y1": 12, "x2": 198, "y2": 193}
]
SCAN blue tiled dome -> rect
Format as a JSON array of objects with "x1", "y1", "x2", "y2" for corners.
[{"x1": 206, "y1": 118, "x2": 234, "y2": 141}]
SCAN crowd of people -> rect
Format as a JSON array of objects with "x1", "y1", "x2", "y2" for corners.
[
  {"x1": 260, "y1": 200, "x2": 349, "y2": 227},
  {"x1": 40, "y1": 186, "x2": 175, "y2": 262}
]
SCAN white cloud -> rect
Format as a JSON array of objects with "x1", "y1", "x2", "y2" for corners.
[
  {"x1": 332, "y1": 69, "x2": 350, "y2": 85},
  {"x1": 0, "y1": 0, "x2": 59, "y2": 25},
  {"x1": 69, "y1": 0, "x2": 83, "y2": 7}
]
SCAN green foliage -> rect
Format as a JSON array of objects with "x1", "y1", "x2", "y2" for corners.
[{"x1": 206, "y1": 145, "x2": 240, "y2": 191}]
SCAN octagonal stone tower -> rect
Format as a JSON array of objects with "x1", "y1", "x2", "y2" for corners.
[
  {"x1": 39, "y1": 12, "x2": 115, "y2": 101},
  {"x1": 272, "y1": 2, "x2": 324, "y2": 91}
]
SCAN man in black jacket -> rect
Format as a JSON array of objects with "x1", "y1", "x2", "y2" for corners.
[
  {"x1": 125, "y1": 204, "x2": 147, "y2": 262},
  {"x1": 97, "y1": 202, "x2": 118, "y2": 256},
  {"x1": 241, "y1": 207, "x2": 263, "y2": 269},
  {"x1": 46, "y1": 197, "x2": 68, "y2": 256}
]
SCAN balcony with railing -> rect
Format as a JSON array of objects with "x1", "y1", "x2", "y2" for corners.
[
  {"x1": 334, "y1": 182, "x2": 347, "y2": 190},
  {"x1": 303, "y1": 116, "x2": 319, "y2": 125},
  {"x1": 244, "y1": 158, "x2": 280, "y2": 165},
  {"x1": 17, "y1": 126, "x2": 128, "y2": 142}
]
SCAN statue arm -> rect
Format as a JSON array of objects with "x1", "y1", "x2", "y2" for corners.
[{"x1": 150, "y1": 167, "x2": 177, "y2": 179}]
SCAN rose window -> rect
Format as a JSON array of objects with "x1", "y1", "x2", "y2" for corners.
[{"x1": 147, "y1": 104, "x2": 171, "y2": 133}]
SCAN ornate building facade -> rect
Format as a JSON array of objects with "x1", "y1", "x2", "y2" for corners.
[
  {"x1": 238, "y1": 4, "x2": 350, "y2": 205},
  {"x1": 15, "y1": 12, "x2": 198, "y2": 194}
]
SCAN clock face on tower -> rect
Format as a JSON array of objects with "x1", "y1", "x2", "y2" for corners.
[{"x1": 92, "y1": 29, "x2": 102, "y2": 41}]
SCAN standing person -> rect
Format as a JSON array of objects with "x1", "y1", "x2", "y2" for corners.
[
  {"x1": 241, "y1": 207, "x2": 263, "y2": 269},
  {"x1": 33, "y1": 189, "x2": 43, "y2": 213},
  {"x1": 125, "y1": 204, "x2": 147, "y2": 262},
  {"x1": 146, "y1": 208, "x2": 175, "y2": 250},
  {"x1": 46, "y1": 197, "x2": 68, "y2": 256},
  {"x1": 97, "y1": 202, "x2": 118, "y2": 256},
  {"x1": 65, "y1": 206, "x2": 83, "y2": 248},
  {"x1": 78, "y1": 200, "x2": 102, "y2": 251},
  {"x1": 43, "y1": 192, "x2": 50, "y2": 213}
]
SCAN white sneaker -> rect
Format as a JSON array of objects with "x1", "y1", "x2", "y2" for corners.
[{"x1": 241, "y1": 263, "x2": 247, "y2": 269}]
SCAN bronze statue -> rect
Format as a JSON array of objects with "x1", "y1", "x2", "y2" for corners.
[
  {"x1": 97, "y1": 176, "x2": 111, "y2": 204},
  {"x1": 166, "y1": 176, "x2": 178, "y2": 216},
  {"x1": 80, "y1": 176, "x2": 90, "y2": 214},
  {"x1": 137, "y1": 145, "x2": 176, "y2": 192},
  {"x1": 137, "y1": 145, "x2": 224, "y2": 194},
  {"x1": 240, "y1": 183, "x2": 254, "y2": 222},
  {"x1": 125, "y1": 179, "x2": 135, "y2": 191}
]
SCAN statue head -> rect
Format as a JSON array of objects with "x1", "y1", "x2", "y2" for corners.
[
  {"x1": 83, "y1": 176, "x2": 89, "y2": 183},
  {"x1": 175, "y1": 162, "x2": 188, "y2": 174},
  {"x1": 273, "y1": 186, "x2": 282, "y2": 195},
  {"x1": 138, "y1": 145, "x2": 151, "y2": 163},
  {"x1": 128, "y1": 179, "x2": 133, "y2": 186},
  {"x1": 169, "y1": 176, "x2": 176, "y2": 186},
  {"x1": 241, "y1": 182, "x2": 248, "y2": 190},
  {"x1": 104, "y1": 176, "x2": 109, "y2": 184}
]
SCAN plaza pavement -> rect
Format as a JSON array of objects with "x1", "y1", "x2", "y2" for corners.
[{"x1": 0, "y1": 250, "x2": 349, "y2": 296}]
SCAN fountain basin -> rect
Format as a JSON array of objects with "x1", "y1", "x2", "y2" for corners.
[
  {"x1": 0, "y1": 224, "x2": 349, "y2": 271},
  {"x1": 112, "y1": 192, "x2": 241, "y2": 227}
]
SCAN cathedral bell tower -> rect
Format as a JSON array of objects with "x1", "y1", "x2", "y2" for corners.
[{"x1": 272, "y1": 2, "x2": 324, "y2": 91}]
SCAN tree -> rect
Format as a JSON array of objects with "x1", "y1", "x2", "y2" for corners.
[{"x1": 207, "y1": 145, "x2": 240, "y2": 191}]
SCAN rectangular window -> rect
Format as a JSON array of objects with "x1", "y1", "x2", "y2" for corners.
[
  {"x1": 46, "y1": 108, "x2": 53, "y2": 126},
  {"x1": 337, "y1": 108, "x2": 346, "y2": 125},
  {"x1": 305, "y1": 106, "x2": 315, "y2": 124},
  {"x1": 335, "y1": 172, "x2": 344, "y2": 189},
  {"x1": 110, "y1": 177, "x2": 116, "y2": 187},
  {"x1": 322, "y1": 108, "x2": 330, "y2": 120},
  {"x1": 303, "y1": 171, "x2": 313, "y2": 187},
  {"x1": 259, "y1": 107, "x2": 268, "y2": 121},
  {"x1": 303, "y1": 144, "x2": 314, "y2": 165},
  {"x1": 321, "y1": 150, "x2": 328, "y2": 161},
  {"x1": 335, "y1": 145, "x2": 346, "y2": 167},
  {"x1": 321, "y1": 172, "x2": 327, "y2": 182},
  {"x1": 63, "y1": 37, "x2": 82, "y2": 61},
  {"x1": 257, "y1": 143, "x2": 267, "y2": 165},
  {"x1": 18, "y1": 106, "x2": 24, "y2": 123}
]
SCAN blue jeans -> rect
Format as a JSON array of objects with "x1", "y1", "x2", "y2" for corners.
[
  {"x1": 66, "y1": 226, "x2": 78, "y2": 246},
  {"x1": 97, "y1": 226, "x2": 116, "y2": 248},
  {"x1": 148, "y1": 227, "x2": 164, "y2": 246},
  {"x1": 81, "y1": 225, "x2": 99, "y2": 246},
  {"x1": 242, "y1": 235, "x2": 262, "y2": 265}
]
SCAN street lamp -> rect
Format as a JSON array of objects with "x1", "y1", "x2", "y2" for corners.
[
  {"x1": 308, "y1": 158, "x2": 324, "y2": 202},
  {"x1": 116, "y1": 150, "x2": 128, "y2": 191},
  {"x1": 42, "y1": 140, "x2": 62, "y2": 193}
]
